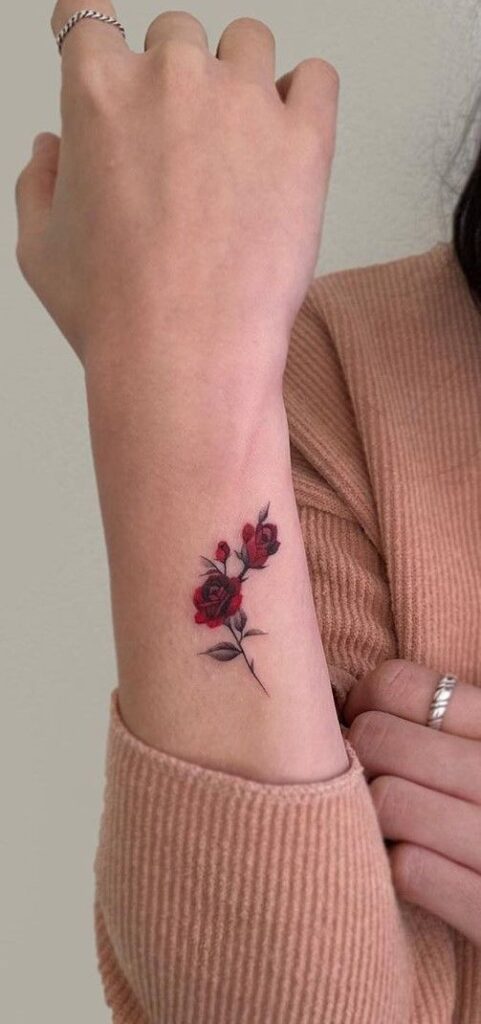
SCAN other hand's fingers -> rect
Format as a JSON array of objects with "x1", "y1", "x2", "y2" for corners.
[
  {"x1": 389, "y1": 842, "x2": 481, "y2": 947},
  {"x1": 51, "y1": 1, "x2": 128, "y2": 58},
  {"x1": 16, "y1": 134, "x2": 60, "y2": 273},
  {"x1": 347, "y1": 710, "x2": 481, "y2": 805},
  {"x1": 370, "y1": 775, "x2": 481, "y2": 874},
  {"x1": 216, "y1": 18, "x2": 276, "y2": 87},
  {"x1": 343, "y1": 659, "x2": 481, "y2": 741},
  {"x1": 144, "y1": 11, "x2": 209, "y2": 53}
]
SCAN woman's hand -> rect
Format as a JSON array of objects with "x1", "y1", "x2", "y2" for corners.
[
  {"x1": 15, "y1": 2, "x2": 339, "y2": 380},
  {"x1": 344, "y1": 659, "x2": 481, "y2": 945}
]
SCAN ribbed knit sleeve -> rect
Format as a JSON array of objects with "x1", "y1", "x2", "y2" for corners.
[
  {"x1": 94, "y1": 689, "x2": 411, "y2": 1024},
  {"x1": 284, "y1": 285, "x2": 399, "y2": 714},
  {"x1": 282, "y1": 275, "x2": 463, "y2": 1022},
  {"x1": 293, "y1": 450, "x2": 398, "y2": 713}
]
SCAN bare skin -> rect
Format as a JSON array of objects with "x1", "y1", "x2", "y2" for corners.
[
  {"x1": 16, "y1": 3, "x2": 348, "y2": 783},
  {"x1": 344, "y1": 658, "x2": 481, "y2": 946}
]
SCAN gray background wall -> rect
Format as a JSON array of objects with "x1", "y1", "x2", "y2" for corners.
[{"x1": 2, "y1": 2, "x2": 481, "y2": 1021}]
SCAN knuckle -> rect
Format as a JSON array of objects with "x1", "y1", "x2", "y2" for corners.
[
  {"x1": 64, "y1": 54, "x2": 107, "y2": 98},
  {"x1": 349, "y1": 710, "x2": 389, "y2": 760},
  {"x1": 348, "y1": 710, "x2": 372, "y2": 749},
  {"x1": 389, "y1": 842, "x2": 424, "y2": 900},
  {"x1": 145, "y1": 11, "x2": 208, "y2": 51},
  {"x1": 14, "y1": 163, "x2": 36, "y2": 210},
  {"x1": 62, "y1": 51, "x2": 130, "y2": 108},
  {"x1": 299, "y1": 57, "x2": 340, "y2": 92},
  {"x1": 154, "y1": 37, "x2": 206, "y2": 77},
  {"x1": 14, "y1": 167, "x2": 28, "y2": 206},
  {"x1": 370, "y1": 775, "x2": 407, "y2": 834},
  {"x1": 373, "y1": 658, "x2": 408, "y2": 686},
  {"x1": 228, "y1": 17, "x2": 275, "y2": 43},
  {"x1": 149, "y1": 10, "x2": 204, "y2": 31},
  {"x1": 367, "y1": 659, "x2": 413, "y2": 707},
  {"x1": 16, "y1": 237, "x2": 31, "y2": 279},
  {"x1": 369, "y1": 775, "x2": 393, "y2": 820}
]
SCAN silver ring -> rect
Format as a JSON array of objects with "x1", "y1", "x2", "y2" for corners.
[
  {"x1": 426, "y1": 673, "x2": 457, "y2": 730},
  {"x1": 55, "y1": 10, "x2": 126, "y2": 54}
]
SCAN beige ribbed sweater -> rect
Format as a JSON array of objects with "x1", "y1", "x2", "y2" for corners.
[{"x1": 93, "y1": 240, "x2": 481, "y2": 1023}]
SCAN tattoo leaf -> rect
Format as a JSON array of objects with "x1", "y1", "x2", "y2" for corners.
[
  {"x1": 233, "y1": 609, "x2": 247, "y2": 633},
  {"x1": 244, "y1": 629, "x2": 267, "y2": 637},
  {"x1": 200, "y1": 556, "x2": 223, "y2": 572},
  {"x1": 258, "y1": 502, "x2": 270, "y2": 524},
  {"x1": 199, "y1": 643, "x2": 240, "y2": 662}
]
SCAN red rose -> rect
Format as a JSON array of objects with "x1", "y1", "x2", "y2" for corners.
[
  {"x1": 215, "y1": 541, "x2": 230, "y2": 562},
  {"x1": 242, "y1": 522, "x2": 280, "y2": 567},
  {"x1": 193, "y1": 573, "x2": 242, "y2": 628}
]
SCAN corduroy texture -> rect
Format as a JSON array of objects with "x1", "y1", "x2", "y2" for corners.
[{"x1": 94, "y1": 240, "x2": 481, "y2": 1022}]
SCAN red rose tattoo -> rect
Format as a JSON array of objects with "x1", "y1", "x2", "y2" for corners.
[
  {"x1": 193, "y1": 502, "x2": 280, "y2": 695},
  {"x1": 241, "y1": 521, "x2": 280, "y2": 568},
  {"x1": 215, "y1": 541, "x2": 230, "y2": 563},
  {"x1": 193, "y1": 574, "x2": 242, "y2": 629}
]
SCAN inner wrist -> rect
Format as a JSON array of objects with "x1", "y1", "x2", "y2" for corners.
[
  {"x1": 84, "y1": 326, "x2": 287, "y2": 434},
  {"x1": 85, "y1": 357, "x2": 290, "y2": 486},
  {"x1": 82, "y1": 311, "x2": 289, "y2": 386}
]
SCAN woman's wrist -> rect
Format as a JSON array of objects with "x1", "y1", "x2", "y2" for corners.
[
  {"x1": 86, "y1": 354, "x2": 291, "y2": 561},
  {"x1": 84, "y1": 322, "x2": 288, "y2": 478}
]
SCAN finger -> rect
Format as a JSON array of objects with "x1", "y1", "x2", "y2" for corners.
[
  {"x1": 278, "y1": 58, "x2": 339, "y2": 140},
  {"x1": 343, "y1": 658, "x2": 481, "y2": 742},
  {"x1": 16, "y1": 134, "x2": 60, "y2": 263},
  {"x1": 370, "y1": 775, "x2": 481, "y2": 874},
  {"x1": 216, "y1": 18, "x2": 276, "y2": 86},
  {"x1": 389, "y1": 842, "x2": 481, "y2": 947},
  {"x1": 348, "y1": 710, "x2": 481, "y2": 805},
  {"x1": 51, "y1": 1, "x2": 128, "y2": 58},
  {"x1": 144, "y1": 11, "x2": 209, "y2": 53}
]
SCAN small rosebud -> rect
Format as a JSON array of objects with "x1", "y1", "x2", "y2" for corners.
[
  {"x1": 242, "y1": 523, "x2": 255, "y2": 542},
  {"x1": 215, "y1": 541, "x2": 230, "y2": 562}
]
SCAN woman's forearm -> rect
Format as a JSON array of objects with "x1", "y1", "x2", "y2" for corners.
[
  {"x1": 16, "y1": 13, "x2": 345, "y2": 784},
  {"x1": 86, "y1": 336, "x2": 348, "y2": 784}
]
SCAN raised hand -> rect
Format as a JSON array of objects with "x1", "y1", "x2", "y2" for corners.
[{"x1": 16, "y1": 4, "x2": 339, "y2": 380}]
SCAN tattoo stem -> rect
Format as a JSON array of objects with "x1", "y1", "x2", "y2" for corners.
[{"x1": 226, "y1": 622, "x2": 270, "y2": 697}]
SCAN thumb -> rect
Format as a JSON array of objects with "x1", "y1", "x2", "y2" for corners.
[{"x1": 15, "y1": 132, "x2": 60, "y2": 269}]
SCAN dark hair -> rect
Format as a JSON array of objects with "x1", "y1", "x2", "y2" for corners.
[
  {"x1": 452, "y1": 85, "x2": 481, "y2": 310},
  {"x1": 453, "y1": 144, "x2": 481, "y2": 308}
]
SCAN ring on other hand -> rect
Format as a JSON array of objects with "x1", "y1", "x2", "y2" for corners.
[
  {"x1": 426, "y1": 673, "x2": 457, "y2": 729},
  {"x1": 55, "y1": 10, "x2": 126, "y2": 54}
]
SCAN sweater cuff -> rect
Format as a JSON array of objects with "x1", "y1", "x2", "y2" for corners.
[
  {"x1": 105, "y1": 686, "x2": 362, "y2": 795},
  {"x1": 94, "y1": 687, "x2": 410, "y2": 1024}
]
